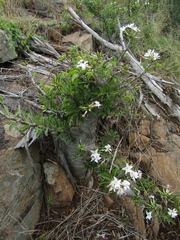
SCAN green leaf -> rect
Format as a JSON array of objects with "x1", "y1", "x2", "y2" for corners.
[
  {"x1": 86, "y1": 71, "x2": 94, "y2": 79},
  {"x1": 9, "y1": 122, "x2": 18, "y2": 131},
  {"x1": 19, "y1": 125, "x2": 29, "y2": 133},
  {"x1": 14, "y1": 109, "x2": 22, "y2": 117},
  {"x1": 72, "y1": 73, "x2": 79, "y2": 81},
  {"x1": 3, "y1": 105, "x2": 9, "y2": 115},
  {"x1": 35, "y1": 128, "x2": 43, "y2": 138},
  {"x1": 44, "y1": 128, "x2": 49, "y2": 136},
  {"x1": 140, "y1": 62, "x2": 147, "y2": 68},
  {"x1": 0, "y1": 97, "x2": 4, "y2": 104}
]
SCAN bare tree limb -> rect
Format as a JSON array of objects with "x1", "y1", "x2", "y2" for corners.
[{"x1": 30, "y1": 36, "x2": 61, "y2": 59}]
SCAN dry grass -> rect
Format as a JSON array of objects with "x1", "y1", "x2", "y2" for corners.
[{"x1": 32, "y1": 189, "x2": 138, "y2": 240}]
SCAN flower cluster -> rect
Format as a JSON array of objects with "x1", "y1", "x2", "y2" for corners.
[
  {"x1": 107, "y1": 163, "x2": 142, "y2": 197},
  {"x1": 146, "y1": 208, "x2": 178, "y2": 221},
  {"x1": 90, "y1": 144, "x2": 112, "y2": 163},
  {"x1": 107, "y1": 177, "x2": 131, "y2": 196},
  {"x1": 144, "y1": 49, "x2": 160, "y2": 61},
  {"x1": 81, "y1": 101, "x2": 101, "y2": 117},
  {"x1": 121, "y1": 23, "x2": 140, "y2": 33},
  {"x1": 122, "y1": 163, "x2": 142, "y2": 181}
]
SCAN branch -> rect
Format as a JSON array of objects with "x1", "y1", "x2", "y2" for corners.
[{"x1": 68, "y1": 7, "x2": 123, "y2": 53}]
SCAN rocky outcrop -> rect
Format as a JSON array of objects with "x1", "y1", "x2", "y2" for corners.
[
  {"x1": 0, "y1": 126, "x2": 42, "y2": 240},
  {"x1": 0, "y1": 29, "x2": 17, "y2": 63},
  {"x1": 130, "y1": 118, "x2": 180, "y2": 193}
]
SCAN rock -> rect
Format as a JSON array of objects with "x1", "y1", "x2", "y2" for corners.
[
  {"x1": 120, "y1": 197, "x2": 146, "y2": 239},
  {"x1": 0, "y1": 136, "x2": 42, "y2": 240},
  {"x1": 139, "y1": 120, "x2": 151, "y2": 136},
  {"x1": 0, "y1": 29, "x2": 17, "y2": 63},
  {"x1": 129, "y1": 132, "x2": 150, "y2": 151},
  {"x1": 43, "y1": 161, "x2": 75, "y2": 207},
  {"x1": 130, "y1": 152, "x2": 151, "y2": 171},
  {"x1": 62, "y1": 31, "x2": 93, "y2": 51},
  {"x1": 48, "y1": 26, "x2": 62, "y2": 42},
  {"x1": 151, "y1": 118, "x2": 169, "y2": 140},
  {"x1": 129, "y1": 118, "x2": 180, "y2": 193},
  {"x1": 104, "y1": 195, "x2": 114, "y2": 208},
  {"x1": 149, "y1": 146, "x2": 180, "y2": 192},
  {"x1": 152, "y1": 216, "x2": 160, "y2": 238}
]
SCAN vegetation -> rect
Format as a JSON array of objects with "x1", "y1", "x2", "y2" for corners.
[
  {"x1": 0, "y1": 0, "x2": 179, "y2": 238},
  {"x1": 0, "y1": 0, "x2": 179, "y2": 81}
]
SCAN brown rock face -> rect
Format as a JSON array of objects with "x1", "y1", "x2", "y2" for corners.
[
  {"x1": 130, "y1": 117, "x2": 180, "y2": 193},
  {"x1": 43, "y1": 162, "x2": 75, "y2": 207},
  {"x1": 62, "y1": 31, "x2": 93, "y2": 51},
  {"x1": 129, "y1": 132, "x2": 150, "y2": 151},
  {"x1": 120, "y1": 197, "x2": 146, "y2": 239}
]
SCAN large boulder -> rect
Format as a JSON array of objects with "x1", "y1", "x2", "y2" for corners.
[
  {"x1": 0, "y1": 29, "x2": 17, "y2": 63},
  {"x1": 0, "y1": 124, "x2": 42, "y2": 240}
]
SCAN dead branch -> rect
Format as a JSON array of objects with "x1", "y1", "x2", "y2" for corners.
[
  {"x1": 30, "y1": 36, "x2": 61, "y2": 59},
  {"x1": 0, "y1": 74, "x2": 29, "y2": 81},
  {"x1": 23, "y1": 51, "x2": 70, "y2": 69}
]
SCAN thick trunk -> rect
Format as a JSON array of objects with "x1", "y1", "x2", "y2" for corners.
[{"x1": 54, "y1": 113, "x2": 98, "y2": 182}]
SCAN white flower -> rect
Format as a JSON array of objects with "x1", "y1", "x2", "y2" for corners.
[
  {"x1": 108, "y1": 178, "x2": 131, "y2": 197},
  {"x1": 122, "y1": 163, "x2": 133, "y2": 174},
  {"x1": 121, "y1": 23, "x2": 140, "y2": 32},
  {"x1": 149, "y1": 195, "x2": 155, "y2": 199},
  {"x1": 146, "y1": 211, "x2": 152, "y2": 220},
  {"x1": 76, "y1": 60, "x2": 89, "y2": 70},
  {"x1": 108, "y1": 177, "x2": 121, "y2": 192},
  {"x1": 122, "y1": 180, "x2": 131, "y2": 190},
  {"x1": 104, "y1": 144, "x2": 112, "y2": 153},
  {"x1": 168, "y1": 208, "x2": 178, "y2": 218},
  {"x1": 90, "y1": 149, "x2": 101, "y2": 163},
  {"x1": 129, "y1": 170, "x2": 139, "y2": 181},
  {"x1": 116, "y1": 187, "x2": 125, "y2": 196},
  {"x1": 144, "y1": 49, "x2": 160, "y2": 61},
  {"x1": 93, "y1": 101, "x2": 101, "y2": 108}
]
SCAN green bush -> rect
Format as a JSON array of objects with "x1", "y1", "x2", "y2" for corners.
[{"x1": 0, "y1": 18, "x2": 29, "y2": 53}]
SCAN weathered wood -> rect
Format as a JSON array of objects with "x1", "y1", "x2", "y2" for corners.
[
  {"x1": 30, "y1": 36, "x2": 61, "y2": 59},
  {"x1": 23, "y1": 50, "x2": 70, "y2": 69},
  {"x1": 0, "y1": 75, "x2": 28, "y2": 81}
]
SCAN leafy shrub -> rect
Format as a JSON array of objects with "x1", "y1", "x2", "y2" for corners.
[{"x1": 0, "y1": 19, "x2": 29, "y2": 53}]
